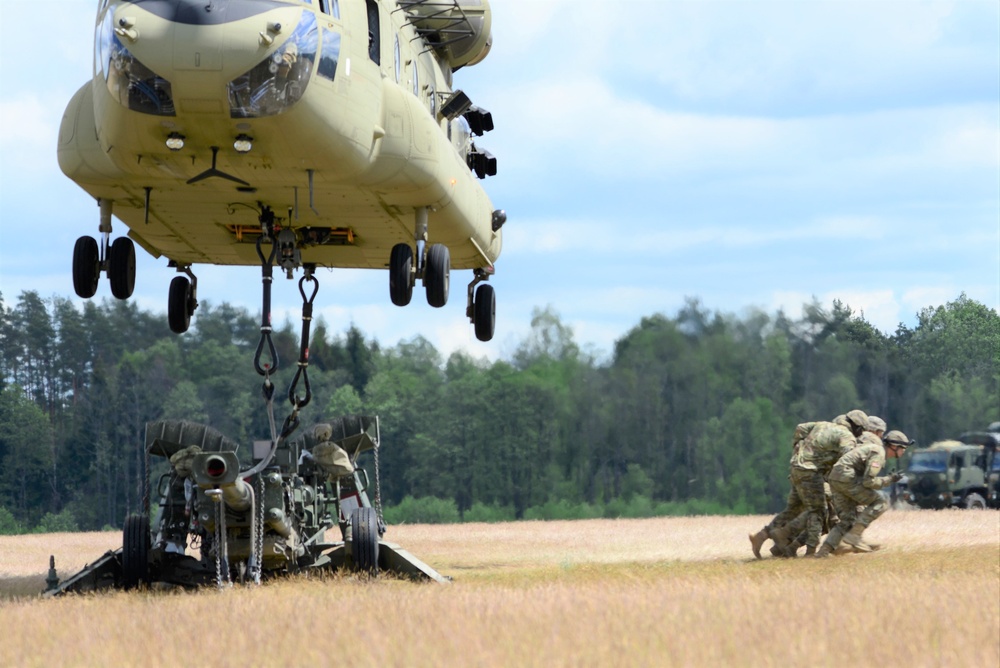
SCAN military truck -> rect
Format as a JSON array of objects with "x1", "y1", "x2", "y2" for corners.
[
  {"x1": 964, "y1": 423, "x2": 1000, "y2": 508},
  {"x1": 903, "y1": 440, "x2": 990, "y2": 510}
]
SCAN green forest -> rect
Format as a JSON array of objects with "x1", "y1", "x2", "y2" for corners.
[{"x1": 0, "y1": 290, "x2": 997, "y2": 533}]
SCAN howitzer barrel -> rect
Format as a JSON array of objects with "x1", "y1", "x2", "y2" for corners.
[
  {"x1": 219, "y1": 477, "x2": 253, "y2": 512},
  {"x1": 191, "y1": 452, "x2": 252, "y2": 511}
]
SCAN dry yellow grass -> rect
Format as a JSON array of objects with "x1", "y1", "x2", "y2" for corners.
[{"x1": 1, "y1": 510, "x2": 998, "y2": 667}]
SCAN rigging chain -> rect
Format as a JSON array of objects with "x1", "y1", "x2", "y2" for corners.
[
  {"x1": 244, "y1": 227, "x2": 319, "y2": 585},
  {"x1": 253, "y1": 230, "x2": 317, "y2": 436}
]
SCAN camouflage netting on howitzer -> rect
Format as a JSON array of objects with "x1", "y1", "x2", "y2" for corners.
[
  {"x1": 288, "y1": 415, "x2": 379, "y2": 458},
  {"x1": 145, "y1": 420, "x2": 242, "y2": 458}
]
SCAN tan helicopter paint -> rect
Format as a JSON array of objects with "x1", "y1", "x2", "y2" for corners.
[{"x1": 58, "y1": 0, "x2": 500, "y2": 272}]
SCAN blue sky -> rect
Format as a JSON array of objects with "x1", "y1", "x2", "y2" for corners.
[{"x1": 1, "y1": 0, "x2": 997, "y2": 362}]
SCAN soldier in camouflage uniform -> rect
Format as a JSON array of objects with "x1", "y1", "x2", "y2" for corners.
[
  {"x1": 779, "y1": 416, "x2": 886, "y2": 557},
  {"x1": 748, "y1": 423, "x2": 815, "y2": 558},
  {"x1": 749, "y1": 410, "x2": 868, "y2": 557},
  {"x1": 815, "y1": 426, "x2": 910, "y2": 557}
]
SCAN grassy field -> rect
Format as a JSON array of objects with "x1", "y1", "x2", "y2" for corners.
[{"x1": 1, "y1": 511, "x2": 998, "y2": 667}]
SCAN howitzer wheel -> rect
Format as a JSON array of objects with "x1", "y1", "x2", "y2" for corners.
[
  {"x1": 351, "y1": 507, "x2": 379, "y2": 574},
  {"x1": 122, "y1": 513, "x2": 150, "y2": 590}
]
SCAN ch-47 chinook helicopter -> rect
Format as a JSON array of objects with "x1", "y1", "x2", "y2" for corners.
[{"x1": 59, "y1": 0, "x2": 504, "y2": 341}]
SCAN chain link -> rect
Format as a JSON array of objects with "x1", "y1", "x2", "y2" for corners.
[
  {"x1": 373, "y1": 437, "x2": 384, "y2": 530},
  {"x1": 252, "y1": 473, "x2": 265, "y2": 584},
  {"x1": 210, "y1": 491, "x2": 231, "y2": 589}
]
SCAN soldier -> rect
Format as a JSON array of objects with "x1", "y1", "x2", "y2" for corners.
[
  {"x1": 779, "y1": 416, "x2": 888, "y2": 557},
  {"x1": 748, "y1": 422, "x2": 818, "y2": 558},
  {"x1": 749, "y1": 410, "x2": 868, "y2": 557},
  {"x1": 815, "y1": 426, "x2": 911, "y2": 557},
  {"x1": 881, "y1": 429, "x2": 915, "y2": 505}
]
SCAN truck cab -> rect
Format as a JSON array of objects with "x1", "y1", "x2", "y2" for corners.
[{"x1": 904, "y1": 440, "x2": 988, "y2": 509}]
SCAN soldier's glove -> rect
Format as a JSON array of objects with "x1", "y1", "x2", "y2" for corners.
[{"x1": 890, "y1": 472, "x2": 904, "y2": 483}]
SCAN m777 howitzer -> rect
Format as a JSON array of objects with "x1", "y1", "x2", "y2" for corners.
[{"x1": 44, "y1": 416, "x2": 447, "y2": 595}]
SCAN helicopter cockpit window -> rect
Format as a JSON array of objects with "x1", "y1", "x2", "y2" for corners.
[
  {"x1": 318, "y1": 28, "x2": 341, "y2": 82},
  {"x1": 453, "y1": 116, "x2": 472, "y2": 159},
  {"x1": 315, "y1": 0, "x2": 340, "y2": 19},
  {"x1": 98, "y1": 8, "x2": 175, "y2": 116},
  {"x1": 228, "y1": 12, "x2": 318, "y2": 118}
]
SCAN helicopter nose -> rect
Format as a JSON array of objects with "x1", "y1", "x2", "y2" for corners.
[{"x1": 126, "y1": 0, "x2": 284, "y2": 26}]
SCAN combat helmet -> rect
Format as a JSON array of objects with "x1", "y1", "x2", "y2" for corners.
[
  {"x1": 866, "y1": 416, "x2": 887, "y2": 433},
  {"x1": 844, "y1": 409, "x2": 869, "y2": 436},
  {"x1": 883, "y1": 430, "x2": 914, "y2": 448}
]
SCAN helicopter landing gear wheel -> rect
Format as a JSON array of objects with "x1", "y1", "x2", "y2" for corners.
[
  {"x1": 122, "y1": 513, "x2": 150, "y2": 590},
  {"x1": 350, "y1": 507, "x2": 379, "y2": 575},
  {"x1": 168, "y1": 276, "x2": 193, "y2": 333},
  {"x1": 473, "y1": 283, "x2": 496, "y2": 342},
  {"x1": 424, "y1": 244, "x2": 450, "y2": 308},
  {"x1": 108, "y1": 237, "x2": 136, "y2": 299},
  {"x1": 389, "y1": 243, "x2": 414, "y2": 306},
  {"x1": 72, "y1": 236, "x2": 100, "y2": 298}
]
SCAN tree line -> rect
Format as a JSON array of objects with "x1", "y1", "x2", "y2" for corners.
[{"x1": 0, "y1": 290, "x2": 996, "y2": 532}]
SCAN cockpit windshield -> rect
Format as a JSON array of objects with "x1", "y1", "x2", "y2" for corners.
[
  {"x1": 97, "y1": 8, "x2": 175, "y2": 116},
  {"x1": 907, "y1": 451, "x2": 949, "y2": 473},
  {"x1": 228, "y1": 12, "x2": 319, "y2": 118}
]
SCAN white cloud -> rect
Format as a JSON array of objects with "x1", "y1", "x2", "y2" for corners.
[
  {"x1": 503, "y1": 214, "x2": 889, "y2": 257},
  {"x1": 766, "y1": 285, "x2": 1000, "y2": 336}
]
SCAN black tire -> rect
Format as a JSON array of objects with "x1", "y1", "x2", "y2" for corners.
[
  {"x1": 964, "y1": 493, "x2": 986, "y2": 509},
  {"x1": 424, "y1": 244, "x2": 450, "y2": 308},
  {"x1": 72, "y1": 236, "x2": 100, "y2": 299},
  {"x1": 350, "y1": 507, "x2": 379, "y2": 574},
  {"x1": 168, "y1": 276, "x2": 192, "y2": 333},
  {"x1": 473, "y1": 283, "x2": 496, "y2": 342},
  {"x1": 122, "y1": 513, "x2": 150, "y2": 590},
  {"x1": 108, "y1": 237, "x2": 136, "y2": 300},
  {"x1": 389, "y1": 243, "x2": 413, "y2": 306}
]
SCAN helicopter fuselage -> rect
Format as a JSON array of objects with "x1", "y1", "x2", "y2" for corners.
[{"x1": 59, "y1": 0, "x2": 500, "y2": 274}]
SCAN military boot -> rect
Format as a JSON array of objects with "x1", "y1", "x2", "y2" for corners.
[
  {"x1": 803, "y1": 545, "x2": 816, "y2": 557},
  {"x1": 842, "y1": 528, "x2": 877, "y2": 553},
  {"x1": 749, "y1": 526, "x2": 769, "y2": 559},
  {"x1": 767, "y1": 525, "x2": 792, "y2": 554},
  {"x1": 813, "y1": 542, "x2": 833, "y2": 558},
  {"x1": 781, "y1": 539, "x2": 802, "y2": 558}
]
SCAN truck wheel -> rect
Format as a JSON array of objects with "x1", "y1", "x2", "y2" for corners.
[{"x1": 964, "y1": 493, "x2": 986, "y2": 509}]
